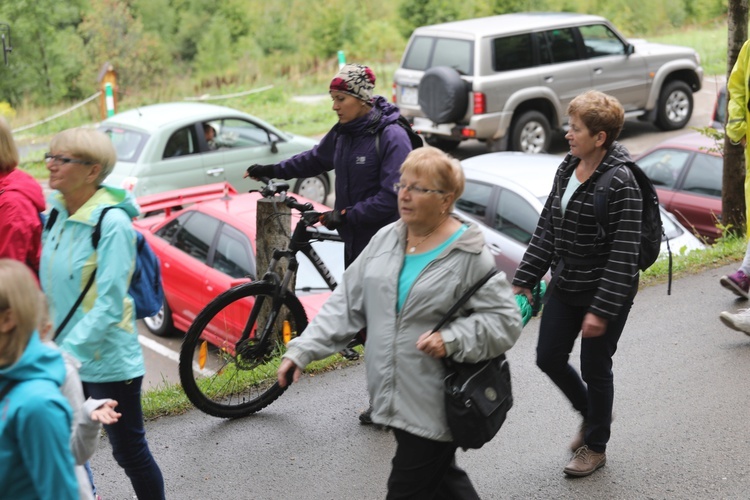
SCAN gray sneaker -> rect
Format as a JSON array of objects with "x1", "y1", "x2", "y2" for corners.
[
  {"x1": 720, "y1": 309, "x2": 750, "y2": 335},
  {"x1": 564, "y1": 445, "x2": 606, "y2": 477}
]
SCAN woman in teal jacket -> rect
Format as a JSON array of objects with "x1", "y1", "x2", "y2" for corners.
[
  {"x1": 40, "y1": 128, "x2": 164, "y2": 500},
  {"x1": 0, "y1": 259, "x2": 78, "y2": 500}
]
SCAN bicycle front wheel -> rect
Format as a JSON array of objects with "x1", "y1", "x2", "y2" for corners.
[{"x1": 179, "y1": 281, "x2": 308, "y2": 418}]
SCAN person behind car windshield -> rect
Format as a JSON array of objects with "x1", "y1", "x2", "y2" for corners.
[
  {"x1": 246, "y1": 63, "x2": 412, "y2": 268},
  {"x1": 204, "y1": 123, "x2": 218, "y2": 151},
  {"x1": 277, "y1": 146, "x2": 522, "y2": 499},
  {"x1": 40, "y1": 128, "x2": 165, "y2": 500},
  {"x1": 0, "y1": 259, "x2": 78, "y2": 500},
  {"x1": 719, "y1": 39, "x2": 750, "y2": 334},
  {"x1": 512, "y1": 90, "x2": 642, "y2": 478},
  {"x1": 0, "y1": 116, "x2": 46, "y2": 277}
]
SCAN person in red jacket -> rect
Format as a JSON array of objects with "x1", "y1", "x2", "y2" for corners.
[{"x1": 0, "y1": 116, "x2": 45, "y2": 276}]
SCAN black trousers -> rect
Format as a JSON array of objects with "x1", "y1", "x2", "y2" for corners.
[
  {"x1": 536, "y1": 293, "x2": 633, "y2": 453},
  {"x1": 387, "y1": 429, "x2": 480, "y2": 500}
]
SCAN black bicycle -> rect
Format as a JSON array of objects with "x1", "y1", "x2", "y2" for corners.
[{"x1": 178, "y1": 179, "x2": 341, "y2": 418}]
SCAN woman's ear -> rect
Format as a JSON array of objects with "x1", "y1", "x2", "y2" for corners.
[
  {"x1": 87, "y1": 163, "x2": 102, "y2": 183},
  {"x1": 0, "y1": 308, "x2": 16, "y2": 335}
]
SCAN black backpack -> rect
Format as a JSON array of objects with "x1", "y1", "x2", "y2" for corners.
[
  {"x1": 375, "y1": 115, "x2": 424, "y2": 158},
  {"x1": 593, "y1": 161, "x2": 672, "y2": 293}
]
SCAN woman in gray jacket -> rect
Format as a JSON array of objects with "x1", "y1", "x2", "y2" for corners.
[{"x1": 278, "y1": 146, "x2": 522, "y2": 499}]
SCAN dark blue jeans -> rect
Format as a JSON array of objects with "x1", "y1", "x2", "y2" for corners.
[
  {"x1": 387, "y1": 429, "x2": 480, "y2": 500},
  {"x1": 84, "y1": 377, "x2": 165, "y2": 500},
  {"x1": 536, "y1": 294, "x2": 633, "y2": 453}
]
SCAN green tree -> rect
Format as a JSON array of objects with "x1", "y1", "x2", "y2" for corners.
[
  {"x1": 78, "y1": 0, "x2": 171, "y2": 96},
  {"x1": 0, "y1": 0, "x2": 87, "y2": 106}
]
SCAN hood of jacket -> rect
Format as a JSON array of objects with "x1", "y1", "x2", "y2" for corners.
[
  {"x1": 47, "y1": 184, "x2": 140, "y2": 223},
  {"x1": 0, "y1": 331, "x2": 66, "y2": 387},
  {"x1": 0, "y1": 168, "x2": 46, "y2": 212},
  {"x1": 333, "y1": 95, "x2": 401, "y2": 138}
]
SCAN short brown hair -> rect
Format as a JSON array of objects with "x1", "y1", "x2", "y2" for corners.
[
  {"x1": 399, "y1": 146, "x2": 465, "y2": 210},
  {"x1": 49, "y1": 128, "x2": 117, "y2": 184},
  {"x1": 0, "y1": 116, "x2": 19, "y2": 174},
  {"x1": 0, "y1": 259, "x2": 41, "y2": 367},
  {"x1": 567, "y1": 90, "x2": 624, "y2": 150}
]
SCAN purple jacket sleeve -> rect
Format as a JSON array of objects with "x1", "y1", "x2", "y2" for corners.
[{"x1": 274, "y1": 129, "x2": 337, "y2": 178}]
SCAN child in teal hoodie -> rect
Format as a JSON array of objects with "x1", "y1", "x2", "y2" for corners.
[{"x1": 0, "y1": 259, "x2": 77, "y2": 500}]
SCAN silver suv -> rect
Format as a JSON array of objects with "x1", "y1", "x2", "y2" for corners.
[{"x1": 393, "y1": 12, "x2": 704, "y2": 153}]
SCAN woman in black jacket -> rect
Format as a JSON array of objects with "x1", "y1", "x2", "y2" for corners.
[{"x1": 512, "y1": 90, "x2": 642, "y2": 477}]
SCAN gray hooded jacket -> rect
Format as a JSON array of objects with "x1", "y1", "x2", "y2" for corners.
[{"x1": 284, "y1": 216, "x2": 522, "y2": 441}]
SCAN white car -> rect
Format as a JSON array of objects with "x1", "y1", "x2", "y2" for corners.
[{"x1": 457, "y1": 152, "x2": 705, "y2": 280}]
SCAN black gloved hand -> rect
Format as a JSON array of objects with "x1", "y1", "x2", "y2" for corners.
[
  {"x1": 320, "y1": 209, "x2": 346, "y2": 230},
  {"x1": 246, "y1": 163, "x2": 275, "y2": 179}
]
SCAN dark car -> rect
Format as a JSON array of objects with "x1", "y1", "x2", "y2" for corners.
[{"x1": 635, "y1": 131, "x2": 723, "y2": 241}]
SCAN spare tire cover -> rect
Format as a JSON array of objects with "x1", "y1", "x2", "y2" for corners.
[{"x1": 418, "y1": 66, "x2": 469, "y2": 124}]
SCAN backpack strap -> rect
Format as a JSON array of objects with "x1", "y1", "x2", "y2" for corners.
[
  {"x1": 45, "y1": 208, "x2": 59, "y2": 231},
  {"x1": 0, "y1": 380, "x2": 19, "y2": 402},
  {"x1": 592, "y1": 165, "x2": 621, "y2": 242},
  {"x1": 53, "y1": 207, "x2": 119, "y2": 340}
]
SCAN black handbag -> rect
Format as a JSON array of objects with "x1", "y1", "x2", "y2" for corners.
[{"x1": 432, "y1": 269, "x2": 513, "y2": 450}]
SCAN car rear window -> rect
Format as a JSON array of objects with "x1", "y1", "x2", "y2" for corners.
[
  {"x1": 402, "y1": 36, "x2": 474, "y2": 76},
  {"x1": 99, "y1": 125, "x2": 148, "y2": 163}
]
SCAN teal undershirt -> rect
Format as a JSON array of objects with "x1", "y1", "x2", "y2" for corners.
[{"x1": 397, "y1": 225, "x2": 468, "y2": 312}]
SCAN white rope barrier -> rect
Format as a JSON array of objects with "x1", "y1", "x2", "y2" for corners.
[
  {"x1": 12, "y1": 91, "x2": 102, "y2": 133},
  {"x1": 183, "y1": 84, "x2": 274, "y2": 101}
]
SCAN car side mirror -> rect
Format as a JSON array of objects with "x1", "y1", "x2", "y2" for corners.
[
  {"x1": 270, "y1": 140, "x2": 278, "y2": 154},
  {"x1": 625, "y1": 44, "x2": 635, "y2": 56}
]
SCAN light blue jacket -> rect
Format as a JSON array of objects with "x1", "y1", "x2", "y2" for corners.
[
  {"x1": 40, "y1": 186, "x2": 145, "y2": 383},
  {"x1": 0, "y1": 332, "x2": 78, "y2": 500}
]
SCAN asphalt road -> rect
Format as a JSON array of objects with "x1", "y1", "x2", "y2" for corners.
[{"x1": 90, "y1": 262, "x2": 750, "y2": 499}]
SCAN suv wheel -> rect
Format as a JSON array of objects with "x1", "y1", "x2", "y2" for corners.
[
  {"x1": 510, "y1": 111, "x2": 551, "y2": 153},
  {"x1": 426, "y1": 135, "x2": 461, "y2": 152},
  {"x1": 418, "y1": 66, "x2": 469, "y2": 124},
  {"x1": 655, "y1": 80, "x2": 693, "y2": 131}
]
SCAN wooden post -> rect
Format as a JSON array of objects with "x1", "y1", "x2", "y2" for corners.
[
  {"x1": 255, "y1": 198, "x2": 296, "y2": 332},
  {"x1": 256, "y1": 198, "x2": 291, "y2": 280}
]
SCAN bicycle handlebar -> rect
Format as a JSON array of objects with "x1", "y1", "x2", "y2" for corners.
[{"x1": 256, "y1": 178, "x2": 320, "y2": 224}]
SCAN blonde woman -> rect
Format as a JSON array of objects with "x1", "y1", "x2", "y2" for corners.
[
  {"x1": 278, "y1": 147, "x2": 522, "y2": 498},
  {"x1": 40, "y1": 128, "x2": 164, "y2": 499},
  {"x1": 0, "y1": 258, "x2": 77, "y2": 499}
]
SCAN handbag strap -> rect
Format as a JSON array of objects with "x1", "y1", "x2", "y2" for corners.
[{"x1": 431, "y1": 268, "x2": 498, "y2": 334}]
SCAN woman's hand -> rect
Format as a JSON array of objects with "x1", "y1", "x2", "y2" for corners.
[
  {"x1": 512, "y1": 285, "x2": 533, "y2": 304},
  {"x1": 416, "y1": 331, "x2": 446, "y2": 359},
  {"x1": 90, "y1": 400, "x2": 121, "y2": 425},
  {"x1": 581, "y1": 312, "x2": 608, "y2": 338},
  {"x1": 277, "y1": 358, "x2": 302, "y2": 387}
]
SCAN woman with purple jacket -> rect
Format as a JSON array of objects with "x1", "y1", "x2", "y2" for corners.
[{"x1": 247, "y1": 63, "x2": 413, "y2": 267}]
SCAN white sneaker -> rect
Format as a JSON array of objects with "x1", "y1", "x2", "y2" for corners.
[{"x1": 719, "y1": 309, "x2": 750, "y2": 335}]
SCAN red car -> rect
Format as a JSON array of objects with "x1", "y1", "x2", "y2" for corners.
[
  {"x1": 133, "y1": 183, "x2": 344, "y2": 345},
  {"x1": 635, "y1": 131, "x2": 723, "y2": 242}
]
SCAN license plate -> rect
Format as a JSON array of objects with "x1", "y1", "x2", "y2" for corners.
[{"x1": 401, "y1": 87, "x2": 418, "y2": 106}]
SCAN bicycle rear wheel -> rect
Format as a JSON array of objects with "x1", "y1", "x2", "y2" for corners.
[{"x1": 179, "y1": 281, "x2": 308, "y2": 418}]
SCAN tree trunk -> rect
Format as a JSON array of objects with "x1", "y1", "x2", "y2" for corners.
[{"x1": 724, "y1": 0, "x2": 750, "y2": 235}]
